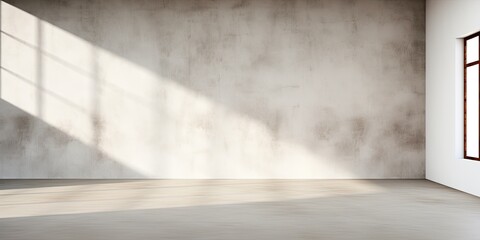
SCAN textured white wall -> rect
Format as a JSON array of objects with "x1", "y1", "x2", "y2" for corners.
[
  {"x1": 426, "y1": 0, "x2": 480, "y2": 196},
  {"x1": 0, "y1": 0, "x2": 425, "y2": 178}
]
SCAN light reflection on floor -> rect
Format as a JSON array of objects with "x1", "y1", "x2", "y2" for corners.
[
  {"x1": 0, "y1": 180, "x2": 479, "y2": 240},
  {"x1": 0, "y1": 180, "x2": 382, "y2": 218}
]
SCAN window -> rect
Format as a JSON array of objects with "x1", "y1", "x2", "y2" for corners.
[{"x1": 464, "y1": 31, "x2": 480, "y2": 160}]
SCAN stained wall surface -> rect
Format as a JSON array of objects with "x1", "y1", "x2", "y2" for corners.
[{"x1": 0, "y1": 0, "x2": 425, "y2": 178}]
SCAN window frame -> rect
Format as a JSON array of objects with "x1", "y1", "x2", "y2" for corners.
[{"x1": 464, "y1": 31, "x2": 480, "y2": 161}]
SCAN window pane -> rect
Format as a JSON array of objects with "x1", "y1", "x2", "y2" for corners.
[
  {"x1": 466, "y1": 65, "x2": 479, "y2": 158},
  {"x1": 466, "y1": 36, "x2": 479, "y2": 63}
]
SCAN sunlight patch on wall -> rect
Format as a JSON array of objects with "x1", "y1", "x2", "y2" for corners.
[{"x1": 0, "y1": 1, "x2": 353, "y2": 178}]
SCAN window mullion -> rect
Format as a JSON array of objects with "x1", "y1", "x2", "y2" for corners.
[{"x1": 464, "y1": 37, "x2": 467, "y2": 158}]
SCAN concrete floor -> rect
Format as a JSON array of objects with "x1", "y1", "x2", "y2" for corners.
[{"x1": 0, "y1": 180, "x2": 478, "y2": 240}]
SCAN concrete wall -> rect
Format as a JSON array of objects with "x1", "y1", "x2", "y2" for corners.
[
  {"x1": 0, "y1": 0, "x2": 425, "y2": 178},
  {"x1": 426, "y1": 0, "x2": 480, "y2": 196}
]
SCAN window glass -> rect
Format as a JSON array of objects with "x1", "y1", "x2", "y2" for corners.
[
  {"x1": 466, "y1": 65, "x2": 479, "y2": 158},
  {"x1": 466, "y1": 36, "x2": 479, "y2": 64}
]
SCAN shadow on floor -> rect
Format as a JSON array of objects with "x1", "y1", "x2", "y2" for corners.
[{"x1": 0, "y1": 180, "x2": 478, "y2": 240}]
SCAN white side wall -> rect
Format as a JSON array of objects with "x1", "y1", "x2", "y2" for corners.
[{"x1": 426, "y1": 0, "x2": 480, "y2": 196}]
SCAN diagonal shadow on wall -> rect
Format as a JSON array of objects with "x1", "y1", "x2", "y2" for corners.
[
  {"x1": 0, "y1": 99, "x2": 143, "y2": 178},
  {"x1": 0, "y1": 0, "x2": 426, "y2": 178}
]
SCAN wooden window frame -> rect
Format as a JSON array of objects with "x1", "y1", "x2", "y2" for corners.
[{"x1": 464, "y1": 31, "x2": 480, "y2": 161}]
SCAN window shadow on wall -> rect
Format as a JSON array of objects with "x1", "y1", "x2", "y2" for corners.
[
  {"x1": 0, "y1": 99, "x2": 143, "y2": 178},
  {"x1": 0, "y1": 0, "x2": 426, "y2": 178}
]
